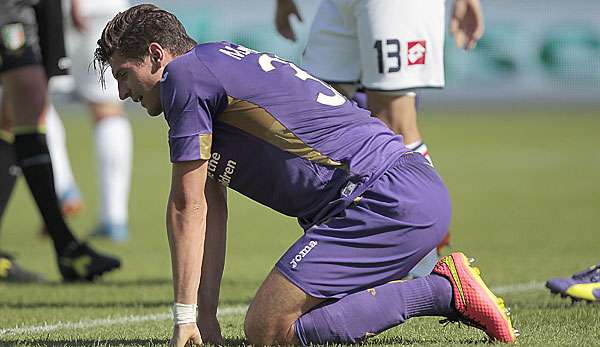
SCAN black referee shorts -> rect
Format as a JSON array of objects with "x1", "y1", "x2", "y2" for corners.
[{"x1": 0, "y1": 0, "x2": 68, "y2": 77}]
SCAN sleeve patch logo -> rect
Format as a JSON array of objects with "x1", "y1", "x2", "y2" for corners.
[
  {"x1": 1, "y1": 23, "x2": 26, "y2": 52},
  {"x1": 407, "y1": 41, "x2": 427, "y2": 65}
]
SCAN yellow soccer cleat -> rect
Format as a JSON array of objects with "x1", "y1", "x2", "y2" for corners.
[{"x1": 546, "y1": 263, "x2": 600, "y2": 303}]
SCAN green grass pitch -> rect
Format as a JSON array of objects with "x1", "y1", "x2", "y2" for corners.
[{"x1": 0, "y1": 104, "x2": 599, "y2": 346}]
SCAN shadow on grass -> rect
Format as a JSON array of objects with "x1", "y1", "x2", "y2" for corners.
[
  {"x1": 221, "y1": 337, "x2": 247, "y2": 346},
  {"x1": 0, "y1": 338, "x2": 167, "y2": 346},
  {"x1": 0, "y1": 337, "x2": 248, "y2": 347},
  {"x1": 2, "y1": 277, "x2": 259, "y2": 288},
  {"x1": 35, "y1": 278, "x2": 172, "y2": 287},
  {"x1": 88, "y1": 278, "x2": 173, "y2": 287},
  {"x1": 0, "y1": 300, "x2": 171, "y2": 309},
  {"x1": 0, "y1": 299, "x2": 248, "y2": 309},
  {"x1": 513, "y1": 299, "x2": 593, "y2": 310},
  {"x1": 368, "y1": 335, "x2": 489, "y2": 345},
  {"x1": 0, "y1": 278, "x2": 172, "y2": 288}
]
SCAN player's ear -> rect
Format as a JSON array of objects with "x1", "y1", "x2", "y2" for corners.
[{"x1": 148, "y1": 42, "x2": 165, "y2": 68}]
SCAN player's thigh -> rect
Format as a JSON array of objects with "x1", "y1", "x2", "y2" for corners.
[
  {"x1": 301, "y1": 0, "x2": 361, "y2": 84},
  {"x1": 0, "y1": 3, "x2": 47, "y2": 128},
  {"x1": 244, "y1": 268, "x2": 325, "y2": 345},
  {"x1": 1, "y1": 66, "x2": 48, "y2": 128},
  {"x1": 356, "y1": 0, "x2": 446, "y2": 91}
]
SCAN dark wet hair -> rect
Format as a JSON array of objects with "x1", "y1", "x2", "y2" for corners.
[{"x1": 94, "y1": 4, "x2": 196, "y2": 85}]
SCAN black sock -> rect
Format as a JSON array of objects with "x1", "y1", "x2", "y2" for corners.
[
  {"x1": 0, "y1": 137, "x2": 19, "y2": 235},
  {"x1": 13, "y1": 133, "x2": 76, "y2": 255}
]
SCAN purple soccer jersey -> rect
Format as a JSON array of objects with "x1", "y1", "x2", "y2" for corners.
[{"x1": 161, "y1": 42, "x2": 409, "y2": 223}]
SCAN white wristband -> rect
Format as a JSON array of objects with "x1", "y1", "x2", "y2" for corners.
[{"x1": 172, "y1": 303, "x2": 197, "y2": 325}]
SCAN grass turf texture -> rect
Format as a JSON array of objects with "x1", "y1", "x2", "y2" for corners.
[{"x1": 1, "y1": 104, "x2": 599, "y2": 346}]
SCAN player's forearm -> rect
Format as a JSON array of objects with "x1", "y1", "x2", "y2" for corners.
[
  {"x1": 198, "y1": 181, "x2": 228, "y2": 316},
  {"x1": 167, "y1": 196, "x2": 207, "y2": 304},
  {"x1": 167, "y1": 161, "x2": 209, "y2": 305}
]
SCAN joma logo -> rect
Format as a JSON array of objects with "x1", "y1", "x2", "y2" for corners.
[{"x1": 290, "y1": 240, "x2": 318, "y2": 269}]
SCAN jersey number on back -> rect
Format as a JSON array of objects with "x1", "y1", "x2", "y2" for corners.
[{"x1": 258, "y1": 54, "x2": 346, "y2": 107}]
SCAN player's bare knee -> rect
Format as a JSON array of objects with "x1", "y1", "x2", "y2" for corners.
[
  {"x1": 244, "y1": 315, "x2": 271, "y2": 346},
  {"x1": 244, "y1": 311, "x2": 297, "y2": 345},
  {"x1": 89, "y1": 102, "x2": 125, "y2": 123},
  {"x1": 243, "y1": 306, "x2": 260, "y2": 342},
  {"x1": 245, "y1": 326, "x2": 296, "y2": 346}
]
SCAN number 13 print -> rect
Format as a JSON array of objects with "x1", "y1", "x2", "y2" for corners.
[{"x1": 374, "y1": 39, "x2": 401, "y2": 74}]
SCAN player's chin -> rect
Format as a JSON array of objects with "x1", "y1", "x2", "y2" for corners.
[{"x1": 145, "y1": 105, "x2": 163, "y2": 117}]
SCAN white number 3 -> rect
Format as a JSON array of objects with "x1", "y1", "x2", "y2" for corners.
[{"x1": 258, "y1": 54, "x2": 346, "y2": 107}]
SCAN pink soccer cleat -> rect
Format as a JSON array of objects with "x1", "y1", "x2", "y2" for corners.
[{"x1": 432, "y1": 252, "x2": 518, "y2": 343}]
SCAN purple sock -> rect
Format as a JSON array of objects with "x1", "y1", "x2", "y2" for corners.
[{"x1": 295, "y1": 274, "x2": 453, "y2": 345}]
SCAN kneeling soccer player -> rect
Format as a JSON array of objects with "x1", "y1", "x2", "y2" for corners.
[{"x1": 95, "y1": 5, "x2": 518, "y2": 346}]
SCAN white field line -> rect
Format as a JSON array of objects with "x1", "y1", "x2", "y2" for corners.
[
  {"x1": 0, "y1": 305, "x2": 247, "y2": 338},
  {"x1": 492, "y1": 281, "x2": 545, "y2": 294},
  {"x1": 0, "y1": 281, "x2": 545, "y2": 337}
]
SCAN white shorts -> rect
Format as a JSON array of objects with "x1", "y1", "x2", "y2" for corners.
[
  {"x1": 302, "y1": 0, "x2": 446, "y2": 92},
  {"x1": 65, "y1": 13, "x2": 123, "y2": 103}
]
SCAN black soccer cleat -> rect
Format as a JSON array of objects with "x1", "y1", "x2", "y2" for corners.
[
  {"x1": 0, "y1": 251, "x2": 46, "y2": 283},
  {"x1": 58, "y1": 242, "x2": 121, "y2": 282}
]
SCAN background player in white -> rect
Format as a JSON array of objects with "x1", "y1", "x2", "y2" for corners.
[
  {"x1": 276, "y1": 0, "x2": 484, "y2": 163},
  {"x1": 45, "y1": 0, "x2": 132, "y2": 241},
  {"x1": 275, "y1": 0, "x2": 484, "y2": 277}
]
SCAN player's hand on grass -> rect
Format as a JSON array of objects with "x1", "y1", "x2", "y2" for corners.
[
  {"x1": 197, "y1": 316, "x2": 224, "y2": 345},
  {"x1": 450, "y1": 0, "x2": 484, "y2": 50},
  {"x1": 170, "y1": 323, "x2": 203, "y2": 347},
  {"x1": 275, "y1": 0, "x2": 303, "y2": 41}
]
